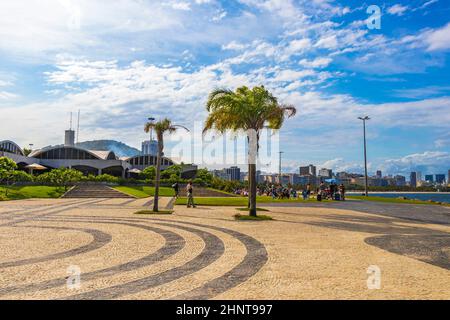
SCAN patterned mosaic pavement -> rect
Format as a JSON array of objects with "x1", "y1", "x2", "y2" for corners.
[{"x1": 0, "y1": 198, "x2": 449, "y2": 299}]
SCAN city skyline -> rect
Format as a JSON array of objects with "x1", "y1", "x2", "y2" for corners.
[{"x1": 1, "y1": 1, "x2": 449, "y2": 176}]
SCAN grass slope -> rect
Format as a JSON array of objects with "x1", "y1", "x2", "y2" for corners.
[
  {"x1": 0, "y1": 186, "x2": 65, "y2": 201},
  {"x1": 347, "y1": 195, "x2": 450, "y2": 206},
  {"x1": 113, "y1": 186, "x2": 175, "y2": 198}
]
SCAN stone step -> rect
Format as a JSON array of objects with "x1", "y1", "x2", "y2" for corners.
[{"x1": 62, "y1": 185, "x2": 135, "y2": 199}]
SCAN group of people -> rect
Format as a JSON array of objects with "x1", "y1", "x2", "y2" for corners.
[
  {"x1": 172, "y1": 181, "x2": 196, "y2": 208},
  {"x1": 233, "y1": 182, "x2": 346, "y2": 201},
  {"x1": 173, "y1": 180, "x2": 346, "y2": 209},
  {"x1": 317, "y1": 182, "x2": 346, "y2": 201}
]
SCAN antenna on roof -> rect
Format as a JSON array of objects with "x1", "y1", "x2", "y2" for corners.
[
  {"x1": 76, "y1": 109, "x2": 80, "y2": 143},
  {"x1": 69, "y1": 112, "x2": 73, "y2": 130}
]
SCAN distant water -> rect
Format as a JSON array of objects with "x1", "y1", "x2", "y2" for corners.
[{"x1": 348, "y1": 192, "x2": 450, "y2": 204}]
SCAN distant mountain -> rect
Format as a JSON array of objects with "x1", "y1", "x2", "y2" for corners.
[{"x1": 76, "y1": 140, "x2": 140, "y2": 158}]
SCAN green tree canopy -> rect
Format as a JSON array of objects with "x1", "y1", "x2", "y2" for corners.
[{"x1": 204, "y1": 85, "x2": 296, "y2": 216}]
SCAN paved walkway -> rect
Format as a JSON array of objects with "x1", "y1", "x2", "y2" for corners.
[{"x1": 0, "y1": 198, "x2": 449, "y2": 299}]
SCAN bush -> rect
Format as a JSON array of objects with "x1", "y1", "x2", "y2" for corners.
[
  {"x1": 94, "y1": 174, "x2": 119, "y2": 183},
  {"x1": 13, "y1": 171, "x2": 34, "y2": 182},
  {"x1": 35, "y1": 168, "x2": 83, "y2": 190},
  {"x1": 139, "y1": 166, "x2": 156, "y2": 180}
]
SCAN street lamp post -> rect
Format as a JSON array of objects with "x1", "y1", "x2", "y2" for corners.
[
  {"x1": 279, "y1": 151, "x2": 284, "y2": 185},
  {"x1": 358, "y1": 116, "x2": 370, "y2": 196}
]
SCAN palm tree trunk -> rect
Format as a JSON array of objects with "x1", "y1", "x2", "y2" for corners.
[
  {"x1": 247, "y1": 133, "x2": 258, "y2": 217},
  {"x1": 249, "y1": 163, "x2": 257, "y2": 217},
  {"x1": 153, "y1": 140, "x2": 162, "y2": 212}
]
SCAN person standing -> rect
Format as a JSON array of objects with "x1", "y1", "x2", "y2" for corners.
[
  {"x1": 306, "y1": 183, "x2": 311, "y2": 199},
  {"x1": 172, "y1": 182, "x2": 179, "y2": 198},
  {"x1": 186, "y1": 180, "x2": 196, "y2": 208},
  {"x1": 339, "y1": 183, "x2": 346, "y2": 201}
]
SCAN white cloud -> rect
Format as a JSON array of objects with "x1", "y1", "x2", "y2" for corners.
[
  {"x1": 315, "y1": 35, "x2": 338, "y2": 49},
  {"x1": 381, "y1": 151, "x2": 450, "y2": 175},
  {"x1": 299, "y1": 57, "x2": 332, "y2": 68},
  {"x1": 169, "y1": 1, "x2": 191, "y2": 11},
  {"x1": 387, "y1": 4, "x2": 409, "y2": 16},
  {"x1": 212, "y1": 9, "x2": 227, "y2": 22},
  {"x1": 425, "y1": 22, "x2": 450, "y2": 51},
  {"x1": 222, "y1": 41, "x2": 247, "y2": 51}
]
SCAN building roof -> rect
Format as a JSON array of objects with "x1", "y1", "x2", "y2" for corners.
[
  {"x1": 29, "y1": 145, "x2": 117, "y2": 160},
  {"x1": 0, "y1": 140, "x2": 25, "y2": 156}
]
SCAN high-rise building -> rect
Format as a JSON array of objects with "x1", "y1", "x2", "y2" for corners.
[
  {"x1": 435, "y1": 174, "x2": 445, "y2": 184},
  {"x1": 299, "y1": 164, "x2": 316, "y2": 177},
  {"x1": 448, "y1": 170, "x2": 450, "y2": 184},
  {"x1": 410, "y1": 172, "x2": 417, "y2": 188},
  {"x1": 318, "y1": 168, "x2": 332, "y2": 178},
  {"x1": 225, "y1": 166, "x2": 241, "y2": 181},
  {"x1": 394, "y1": 175, "x2": 406, "y2": 186},
  {"x1": 416, "y1": 171, "x2": 422, "y2": 186},
  {"x1": 142, "y1": 140, "x2": 158, "y2": 156},
  {"x1": 425, "y1": 175, "x2": 434, "y2": 183},
  {"x1": 376, "y1": 170, "x2": 382, "y2": 178}
]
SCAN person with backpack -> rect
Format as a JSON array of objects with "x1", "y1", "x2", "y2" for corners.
[{"x1": 186, "y1": 180, "x2": 196, "y2": 208}]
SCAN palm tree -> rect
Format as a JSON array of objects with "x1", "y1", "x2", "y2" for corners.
[
  {"x1": 204, "y1": 86, "x2": 296, "y2": 217},
  {"x1": 144, "y1": 118, "x2": 189, "y2": 212}
]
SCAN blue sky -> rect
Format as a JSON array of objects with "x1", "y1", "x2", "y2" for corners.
[{"x1": 0, "y1": 0, "x2": 449, "y2": 177}]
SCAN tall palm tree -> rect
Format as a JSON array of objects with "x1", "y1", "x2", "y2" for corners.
[
  {"x1": 144, "y1": 118, "x2": 189, "y2": 212},
  {"x1": 204, "y1": 86, "x2": 296, "y2": 217}
]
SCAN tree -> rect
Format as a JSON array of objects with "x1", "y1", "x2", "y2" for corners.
[
  {"x1": 140, "y1": 166, "x2": 156, "y2": 180},
  {"x1": 22, "y1": 148, "x2": 32, "y2": 156},
  {"x1": 144, "y1": 118, "x2": 189, "y2": 212},
  {"x1": 161, "y1": 164, "x2": 182, "y2": 180},
  {"x1": 0, "y1": 157, "x2": 18, "y2": 197},
  {"x1": 204, "y1": 86, "x2": 296, "y2": 217},
  {"x1": 36, "y1": 168, "x2": 83, "y2": 191}
]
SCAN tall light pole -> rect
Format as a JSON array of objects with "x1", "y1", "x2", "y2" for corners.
[
  {"x1": 358, "y1": 116, "x2": 370, "y2": 196},
  {"x1": 279, "y1": 151, "x2": 284, "y2": 185}
]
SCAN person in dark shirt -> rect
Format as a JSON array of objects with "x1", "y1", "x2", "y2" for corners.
[{"x1": 172, "y1": 182, "x2": 179, "y2": 198}]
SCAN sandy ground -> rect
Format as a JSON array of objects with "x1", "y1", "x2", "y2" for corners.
[{"x1": 0, "y1": 197, "x2": 449, "y2": 300}]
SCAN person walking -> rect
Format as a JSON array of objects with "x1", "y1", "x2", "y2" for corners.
[
  {"x1": 186, "y1": 180, "x2": 196, "y2": 208},
  {"x1": 172, "y1": 182, "x2": 179, "y2": 198},
  {"x1": 339, "y1": 183, "x2": 346, "y2": 201}
]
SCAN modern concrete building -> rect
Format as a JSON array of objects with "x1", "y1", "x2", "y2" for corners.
[
  {"x1": 0, "y1": 140, "x2": 25, "y2": 156},
  {"x1": 1, "y1": 129, "x2": 197, "y2": 178}
]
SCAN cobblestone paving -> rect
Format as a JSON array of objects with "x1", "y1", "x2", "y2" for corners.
[{"x1": 0, "y1": 198, "x2": 449, "y2": 299}]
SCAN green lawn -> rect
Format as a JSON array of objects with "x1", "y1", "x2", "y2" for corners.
[
  {"x1": 113, "y1": 186, "x2": 175, "y2": 198},
  {"x1": 347, "y1": 195, "x2": 450, "y2": 206},
  {"x1": 175, "y1": 196, "x2": 327, "y2": 206},
  {"x1": 0, "y1": 186, "x2": 65, "y2": 201}
]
